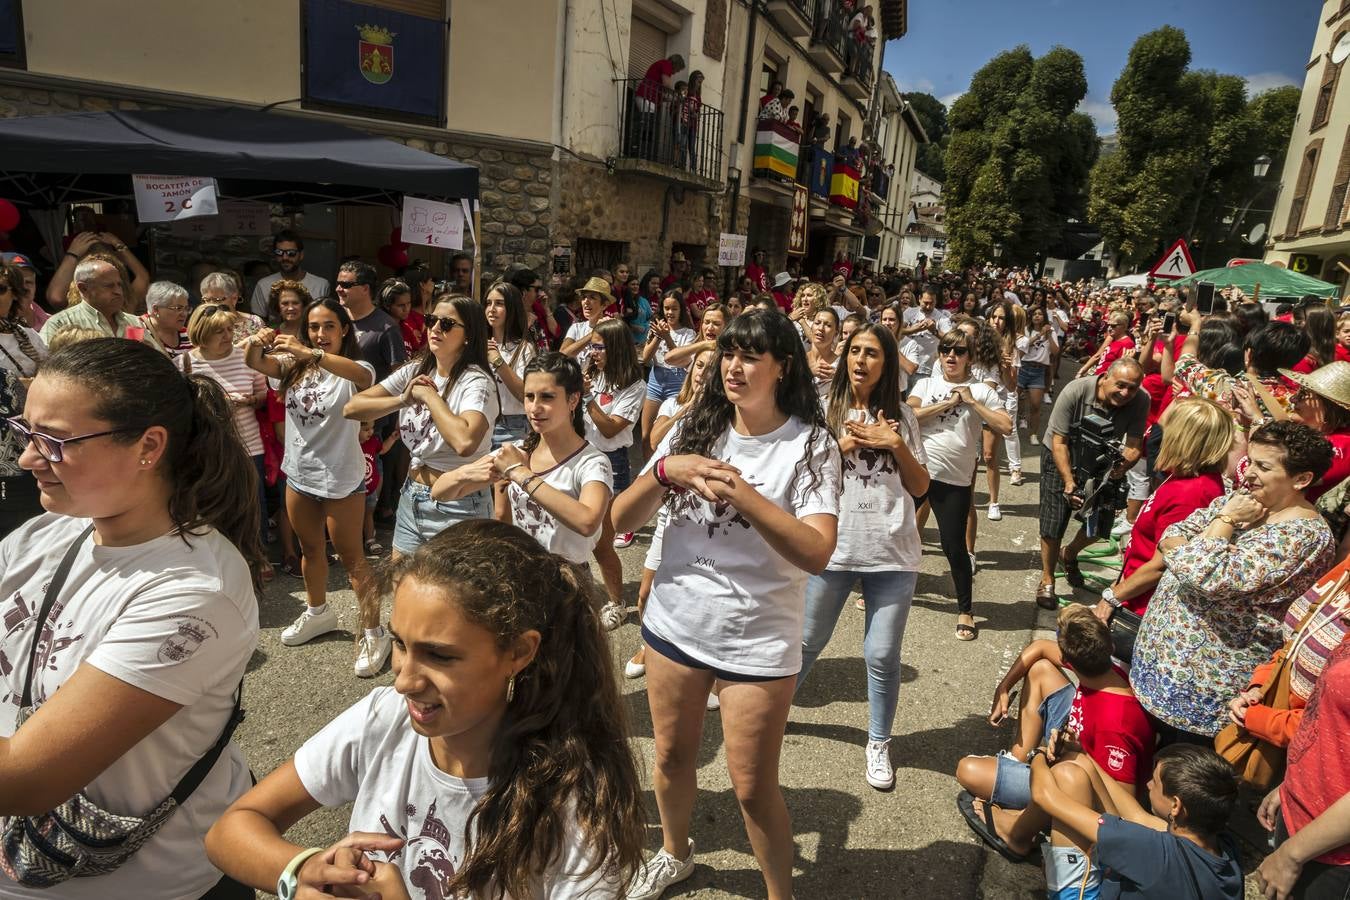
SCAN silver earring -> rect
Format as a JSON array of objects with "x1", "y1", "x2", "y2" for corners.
[
  {"x1": 140, "y1": 459, "x2": 150, "y2": 466},
  {"x1": 506, "y1": 674, "x2": 515, "y2": 704}
]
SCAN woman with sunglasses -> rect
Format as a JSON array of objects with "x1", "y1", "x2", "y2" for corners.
[
  {"x1": 0, "y1": 262, "x2": 47, "y2": 538},
  {"x1": 243, "y1": 299, "x2": 384, "y2": 678},
  {"x1": 909, "y1": 330, "x2": 1011, "y2": 641},
  {"x1": 345, "y1": 294, "x2": 497, "y2": 557},
  {"x1": 0, "y1": 338, "x2": 261, "y2": 899},
  {"x1": 639, "y1": 290, "x2": 696, "y2": 455}
]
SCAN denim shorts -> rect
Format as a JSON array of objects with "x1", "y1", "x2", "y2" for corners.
[
  {"x1": 646, "y1": 365, "x2": 686, "y2": 402},
  {"x1": 1018, "y1": 362, "x2": 1048, "y2": 390},
  {"x1": 605, "y1": 447, "x2": 632, "y2": 493},
  {"x1": 642, "y1": 624, "x2": 788, "y2": 683},
  {"x1": 492, "y1": 413, "x2": 529, "y2": 450},
  {"x1": 990, "y1": 683, "x2": 1077, "y2": 809},
  {"x1": 392, "y1": 478, "x2": 490, "y2": 553}
]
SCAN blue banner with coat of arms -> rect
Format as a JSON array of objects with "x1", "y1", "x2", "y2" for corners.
[{"x1": 304, "y1": 0, "x2": 445, "y2": 122}]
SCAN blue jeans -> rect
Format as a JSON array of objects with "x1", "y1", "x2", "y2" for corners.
[
  {"x1": 392, "y1": 478, "x2": 490, "y2": 553},
  {"x1": 797, "y1": 569, "x2": 918, "y2": 742},
  {"x1": 492, "y1": 413, "x2": 529, "y2": 450},
  {"x1": 604, "y1": 447, "x2": 632, "y2": 493}
]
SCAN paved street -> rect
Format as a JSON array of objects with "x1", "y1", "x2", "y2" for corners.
[{"x1": 237, "y1": 442, "x2": 1065, "y2": 899}]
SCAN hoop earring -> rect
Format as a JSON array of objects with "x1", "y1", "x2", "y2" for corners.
[{"x1": 506, "y1": 674, "x2": 515, "y2": 704}]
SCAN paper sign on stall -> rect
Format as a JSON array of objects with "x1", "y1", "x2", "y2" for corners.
[
  {"x1": 401, "y1": 196, "x2": 464, "y2": 249},
  {"x1": 718, "y1": 233, "x2": 747, "y2": 267},
  {"x1": 133, "y1": 175, "x2": 219, "y2": 223}
]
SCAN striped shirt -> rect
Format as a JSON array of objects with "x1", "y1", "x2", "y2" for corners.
[{"x1": 176, "y1": 347, "x2": 265, "y2": 456}]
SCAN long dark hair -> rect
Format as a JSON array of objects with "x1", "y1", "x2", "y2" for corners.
[
  {"x1": 521, "y1": 352, "x2": 585, "y2": 453},
  {"x1": 593, "y1": 318, "x2": 642, "y2": 389},
  {"x1": 825, "y1": 323, "x2": 902, "y2": 434},
  {"x1": 39, "y1": 338, "x2": 263, "y2": 567},
  {"x1": 672, "y1": 309, "x2": 833, "y2": 499},
  {"x1": 486, "y1": 281, "x2": 528, "y2": 345},
  {"x1": 403, "y1": 293, "x2": 491, "y2": 397},
  {"x1": 1305, "y1": 304, "x2": 1337, "y2": 367},
  {"x1": 279, "y1": 297, "x2": 361, "y2": 394},
  {"x1": 382, "y1": 519, "x2": 645, "y2": 898}
]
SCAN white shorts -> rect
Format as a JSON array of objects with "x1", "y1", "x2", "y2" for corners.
[{"x1": 1126, "y1": 457, "x2": 1150, "y2": 502}]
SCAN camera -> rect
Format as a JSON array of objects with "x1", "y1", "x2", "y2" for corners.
[{"x1": 1070, "y1": 414, "x2": 1127, "y2": 535}]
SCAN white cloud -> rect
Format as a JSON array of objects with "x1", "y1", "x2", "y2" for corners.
[
  {"x1": 896, "y1": 77, "x2": 936, "y2": 94},
  {"x1": 1243, "y1": 71, "x2": 1299, "y2": 96},
  {"x1": 1077, "y1": 99, "x2": 1117, "y2": 134},
  {"x1": 939, "y1": 91, "x2": 964, "y2": 109}
]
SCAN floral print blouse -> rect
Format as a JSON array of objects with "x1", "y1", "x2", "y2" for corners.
[
  {"x1": 1130, "y1": 495, "x2": 1334, "y2": 736},
  {"x1": 1171, "y1": 353, "x2": 1296, "y2": 419}
]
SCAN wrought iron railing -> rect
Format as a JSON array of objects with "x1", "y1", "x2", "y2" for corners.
[
  {"x1": 615, "y1": 78, "x2": 725, "y2": 183},
  {"x1": 812, "y1": 0, "x2": 849, "y2": 64}
]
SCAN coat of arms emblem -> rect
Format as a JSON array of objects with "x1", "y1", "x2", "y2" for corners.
[{"x1": 357, "y1": 24, "x2": 395, "y2": 85}]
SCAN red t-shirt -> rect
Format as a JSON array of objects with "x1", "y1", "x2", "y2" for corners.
[
  {"x1": 361, "y1": 436, "x2": 383, "y2": 495},
  {"x1": 1338, "y1": 344, "x2": 1350, "y2": 363},
  {"x1": 1293, "y1": 354, "x2": 1319, "y2": 375},
  {"x1": 745, "y1": 264, "x2": 770, "y2": 293},
  {"x1": 685, "y1": 289, "x2": 717, "y2": 319},
  {"x1": 1310, "y1": 430, "x2": 1350, "y2": 502},
  {"x1": 637, "y1": 59, "x2": 673, "y2": 103},
  {"x1": 772, "y1": 290, "x2": 793, "y2": 313},
  {"x1": 1066, "y1": 665, "x2": 1155, "y2": 789},
  {"x1": 1118, "y1": 472, "x2": 1225, "y2": 614},
  {"x1": 1283, "y1": 639, "x2": 1350, "y2": 865},
  {"x1": 1094, "y1": 336, "x2": 1136, "y2": 375},
  {"x1": 400, "y1": 310, "x2": 426, "y2": 357}
]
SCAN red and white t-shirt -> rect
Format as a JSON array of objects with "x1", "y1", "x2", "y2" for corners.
[
  {"x1": 1066, "y1": 666, "x2": 1155, "y2": 790},
  {"x1": 1309, "y1": 429, "x2": 1350, "y2": 502},
  {"x1": 1094, "y1": 336, "x2": 1136, "y2": 375}
]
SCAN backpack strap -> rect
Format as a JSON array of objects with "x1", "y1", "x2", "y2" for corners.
[{"x1": 20, "y1": 523, "x2": 95, "y2": 709}]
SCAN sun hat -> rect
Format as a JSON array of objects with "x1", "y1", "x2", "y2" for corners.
[
  {"x1": 1280, "y1": 361, "x2": 1350, "y2": 410},
  {"x1": 578, "y1": 276, "x2": 616, "y2": 304},
  {"x1": 773, "y1": 271, "x2": 792, "y2": 289}
]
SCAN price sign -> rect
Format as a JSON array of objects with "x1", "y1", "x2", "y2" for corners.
[
  {"x1": 217, "y1": 201, "x2": 271, "y2": 235},
  {"x1": 400, "y1": 196, "x2": 465, "y2": 250},
  {"x1": 132, "y1": 175, "x2": 218, "y2": 223}
]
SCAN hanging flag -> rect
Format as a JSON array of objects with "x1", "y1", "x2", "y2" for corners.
[
  {"x1": 789, "y1": 183, "x2": 809, "y2": 256},
  {"x1": 752, "y1": 120, "x2": 800, "y2": 180},
  {"x1": 830, "y1": 161, "x2": 860, "y2": 210}
]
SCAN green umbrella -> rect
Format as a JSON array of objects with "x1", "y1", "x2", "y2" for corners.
[{"x1": 1170, "y1": 262, "x2": 1339, "y2": 299}]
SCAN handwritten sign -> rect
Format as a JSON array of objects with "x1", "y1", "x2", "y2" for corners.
[
  {"x1": 133, "y1": 175, "x2": 218, "y2": 223},
  {"x1": 400, "y1": 196, "x2": 464, "y2": 250},
  {"x1": 717, "y1": 232, "x2": 747, "y2": 267}
]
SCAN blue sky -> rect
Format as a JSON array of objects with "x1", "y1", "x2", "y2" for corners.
[{"x1": 884, "y1": 0, "x2": 1319, "y2": 133}]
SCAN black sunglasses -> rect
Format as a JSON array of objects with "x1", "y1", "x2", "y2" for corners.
[
  {"x1": 273, "y1": 249, "x2": 300, "y2": 258},
  {"x1": 5, "y1": 417, "x2": 145, "y2": 463},
  {"x1": 199, "y1": 304, "x2": 232, "y2": 316},
  {"x1": 426, "y1": 315, "x2": 463, "y2": 332},
  {"x1": 939, "y1": 345, "x2": 970, "y2": 356},
  {"x1": 335, "y1": 280, "x2": 363, "y2": 290}
]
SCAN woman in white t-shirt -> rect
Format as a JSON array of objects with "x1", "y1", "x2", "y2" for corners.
[
  {"x1": 663, "y1": 302, "x2": 726, "y2": 370},
  {"x1": 0, "y1": 262, "x2": 46, "y2": 538},
  {"x1": 346, "y1": 294, "x2": 498, "y2": 558},
  {"x1": 626, "y1": 346, "x2": 714, "y2": 681},
  {"x1": 243, "y1": 298, "x2": 382, "y2": 677},
  {"x1": 1016, "y1": 304, "x2": 1059, "y2": 442},
  {"x1": 179, "y1": 304, "x2": 268, "y2": 567},
  {"x1": 583, "y1": 317, "x2": 647, "y2": 628},
  {"x1": 206, "y1": 518, "x2": 645, "y2": 900},
  {"x1": 908, "y1": 329, "x2": 1011, "y2": 641},
  {"x1": 639, "y1": 290, "x2": 696, "y2": 454},
  {"x1": 559, "y1": 276, "x2": 610, "y2": 370},
  {"x1": 806, "y1": 307, "x2": 840, "y2": 395},
  {"x1": 0, "y1": 337, "x2": 260, "y2": 899},
  {"x1": 485, "y1": 282, "x2": 536, "y2": 520},
  {"x1": 612, "y1": 309, "x2": 841, "y2": 900},
  {"x1": 796, "y1": 324, "x2": 930, "y2": 793},
  {"x1": 436, "y1": 351, "x2": 612, "y2": 567}
]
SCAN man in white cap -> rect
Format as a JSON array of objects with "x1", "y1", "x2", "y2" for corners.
[{"x1": 771, "y1": 272, "x2": 794, "y2": 312}]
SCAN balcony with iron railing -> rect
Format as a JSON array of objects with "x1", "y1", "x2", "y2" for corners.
[
  {"x1": 807, "y1": 0, "x2": 849, "y2": 71},
  {"x1": 842, "y1": 36, "x2": 875, "y2": 100},
  {"x1": 765, "y1": 0, "x2": 813, "y2": 38},
  {"x1": 612, "y1": 78, "x2": 725, "y2": 192}
]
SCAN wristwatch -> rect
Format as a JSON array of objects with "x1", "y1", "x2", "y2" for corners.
[
  {"x1": 277, "y1": 847, "x2": 325, "y2": 900},
  {"x1": 310, "y1": 347, "x2": 324, "y2": 363},
  {"x1": 1101, "y1": 587, "x2": 1122, "y2": 609},
  {"x1": 1217, "y1": 513, "x2": 1240, "y2": 528}
]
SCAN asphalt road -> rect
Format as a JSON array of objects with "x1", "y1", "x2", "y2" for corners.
[{"x1": 236, "y1": 437, "x2": 1068, "y2": 899}]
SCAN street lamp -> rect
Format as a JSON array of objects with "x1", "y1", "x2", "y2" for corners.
[{"x1": 1254, "y1": 154, "x2": 1272, "y2": 179}]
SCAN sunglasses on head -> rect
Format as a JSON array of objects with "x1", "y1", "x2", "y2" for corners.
[{"x1": 426, "y1": 314, "x2": 463, "y2": 332}]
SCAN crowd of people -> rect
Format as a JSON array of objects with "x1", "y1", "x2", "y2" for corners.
[{"x1": 6, "y1": 228, "x2": 1350, "y2": 900}]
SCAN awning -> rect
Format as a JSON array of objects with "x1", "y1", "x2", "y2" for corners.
[
  {"x1": 0, "y1": 107, "x2": 478, "y2": 208},
  {"x1": 1172, "y1": 262, "x2": 1338, "y2": 299}
]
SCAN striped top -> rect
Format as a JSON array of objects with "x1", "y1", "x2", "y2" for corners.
[
  {"x1": 1280, "y1": 566, "x2": 1350, "y2": 703},
  {"x1": 176, "y1": 347, "x2": 265, "y2": 456}
]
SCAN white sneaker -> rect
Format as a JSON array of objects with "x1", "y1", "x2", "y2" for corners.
[
  {"x1": 865, "y1": 738, "x2": 895, "y2": 790},
  {"x1": 987, "y1": 503, "x2": 1002, "y2": 521},
  {"x1": 600, "y1": 601, "x2": 624, "y2": 631},
  {"x1": 625, "y1": 651, "x2": 646, "y2": 679},
  {"x1": 706, "y1": 691, "x2": 720, "y2": 711},
  {"x1": 280, "y1": 606, "x2": 339, "y2": 646},
  {"x1": 1111, "y1": 516, "x2": 1134, "y2": 538},
  {"x1": 626, "y1": 840, "x2": 696, "y2": 900},
  {"x1": 613, "y1": 531, "x2": 635, "y2": 549},
  {"x1": 1030, "y1": 433, "x2": 1040, "y2": 446},
  {"x1": 968, "y1": 551, "x2": 977, "y2": 573},
  {"x1": 354, "y1": 631, "x2": 392, "y2": 677}
]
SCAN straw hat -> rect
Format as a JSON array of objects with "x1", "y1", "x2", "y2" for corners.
[
  {"x1": 1280, "y1": 361, "x2": 1350, "y2": 410},
  {"x1": 578, "y1": 276, "x2": 615, "y2": 304}
]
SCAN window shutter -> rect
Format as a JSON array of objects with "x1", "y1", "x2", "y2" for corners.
[
  {"x1": 366, "y1": 0, "x2": 444, "y2": 18},
  {"x1": 628, "y1": 16, "x2": 668, "y2": 79}
]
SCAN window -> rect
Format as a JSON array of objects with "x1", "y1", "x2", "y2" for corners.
[
  {"x1": 628, "y1": 14, "x2": 668, "y2": 79},
  {"x1": 1312, "y1": 30, "x2": 1349, "y2": 131},
  {"x1": 302, "y1": 0, "x2": 447, "y2": 126},
  {"x1": 1286, "y1": 141, "x2": 1323, "y2": 236},
  {"x1": 1327, "y1": 125, "x2": 1350, "y2": 230},
  {"x1": 0, "y1": 0, "x2": 24, "y2": 70}
]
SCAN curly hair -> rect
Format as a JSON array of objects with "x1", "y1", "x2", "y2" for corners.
[
  {"x1": 671, "y1": 308, "x2": 834, "y2": 501},
  {"x1": 381, "y1": 519, "x2": 645, "y2": 898},
  {"x1": 267, "y1": 278, "x2": 313, "y2": 323},
  {"x1": 1249, "y1": 419, "x2": 1334, "y2": 486},
  {"x1": 951, "y1": 314, "x2": 1001, "y2": 373}
]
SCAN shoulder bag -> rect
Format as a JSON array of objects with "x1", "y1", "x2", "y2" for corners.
[{"x1": 0, "y1": 524, "x2": 245, "y2": 887}]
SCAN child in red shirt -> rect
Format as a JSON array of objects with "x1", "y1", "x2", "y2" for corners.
[{"x1": 358, "y1": 420, "x2": 396, "y2": 555}]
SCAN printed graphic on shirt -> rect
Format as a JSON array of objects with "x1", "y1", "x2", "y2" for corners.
[
  {"x1": 930, "y1": 389, "x2": 964, "y2": 427},
  {"x1": 288, "y1": 371, "x2": 330, "y2": 427},
  {"x1": 845, "y1": 445, "x2": 897, "y2": 488},
  {"x1": 156, "y1": 615, "x2": 218, "y2": 665},
  {"x1": 0, "y1": 588, "x2": 83, "y2": 707},
  {"x1": 377, "y1": 798, "x2": 459, "y2": 900},
  {"x1": 399, "y1": 403, "x2": 441, "y2": 458},
  {"x1": 511, "y1": 490, "x2": 553, "y2": 542},
  {"x1": 665, "y1": 464, "x2": 761, "y2": 540}
]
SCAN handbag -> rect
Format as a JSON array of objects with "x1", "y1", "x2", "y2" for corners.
[
  {"x1": 1213, "y1": 571, "x2": 1349, "y2": 791},
  {"x1": 0, "y1": 524, "x2": 245, "y2": 887},
  {"x1": 1107, "y1": 606, "x2": 1143, "y2": 665}
]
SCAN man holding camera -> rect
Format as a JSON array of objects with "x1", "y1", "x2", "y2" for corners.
[{"x1": 1036, "y1": 358, "x2": 1150, "y2": 609}]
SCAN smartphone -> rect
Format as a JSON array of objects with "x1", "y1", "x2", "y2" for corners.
[
  {"x1": 1137, "y1": 311, "x2": 1150, "y2": 331},
  {"x1": 1162, "y1": 312, "x2": 1177, "y2": 333},
  {"x1": 1195, "y1": 282, "x2": 1217, "y2": 315}
]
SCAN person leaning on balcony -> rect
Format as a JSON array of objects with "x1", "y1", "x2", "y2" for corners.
[{"x1": 638, "y1": 53, "x2": 684, "y2": 115}]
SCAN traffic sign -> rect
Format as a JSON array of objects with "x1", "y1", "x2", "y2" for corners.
[{"x1": 1148, "y1": 238, "x2": 1196, "y2": 280}]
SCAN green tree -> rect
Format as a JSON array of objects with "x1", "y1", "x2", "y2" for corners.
[
  {"x1": 943, "y1": 45, "x2": 1096, "y2": 268},
  {"x1": 905, "y1": 92, "x2": 949, "y2": 181}
]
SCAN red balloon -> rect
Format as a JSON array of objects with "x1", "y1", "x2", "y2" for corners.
[
  {"x1": 377, "y1": 244, "x2": 409, "y2": 269},
  {"x1": 389, "y1": 227, "x2": 408, "y2": 249},
  {"x1": 0, "y1": 200, "x2": 19, "y2": 233}
]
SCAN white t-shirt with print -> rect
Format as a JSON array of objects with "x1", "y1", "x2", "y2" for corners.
[
  {"x1": 584, "y1": 376, "x2": 645, "y2": 452},
  {"x1": 507, "y1": 441, "x2": 613, "y2": 564},
  {"x1": 495, "y1": 340, "x2": 537, "y2": 417},
  {"x1": 1018, "y1": 329, "x2": 1053, "y2": 365},
  {"x1": 901, "y1": 307, "x2": 952, "y2": 373},
  {"x1": 641, "y1": 416, "x2": 842, "y2": 677},
  {"x1": 381, "y1": 363, "x2": 499, "y2": 472},
  {"x1": 564, "y1": 320, "x2": 597, "y2": 369},
  {"x1": 831, "y1": 405, "x2": 926, "y2": 572},
  {"x1": 0, "y1": 515, "x2": 257, "y2": 900},
  {"x1": 295, "y1": 687, "x2": 621, "y2": 900},
  {"x1": 652, "y1": 327, "x2": 696, "y2": 370},
  {"x1": 272, "y1": 360, "x2": 376, "y2": 499},
  {"x1": 910, "y1": 372, "x2": 1001, "y2": 486}
]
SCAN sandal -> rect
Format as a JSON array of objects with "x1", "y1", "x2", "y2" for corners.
[
  {"x1": 956, "y1": 619, "x2": 978, "y2": 641},
  {"x1": 1060, "y1": 557, "x2": 1086, "y2": 589},
  {"x1": 1009, "y1": 470, "x2": 1025, "y2": 486},
  {"x1": 1035, "y1": 582, "x2": 1059, "y2": 611},
  {"x1": 281, "y1": 557, "x2": 302, "y2": 578},
  {"x1": 957, "y1": 791, "x2": 1035, "y2": 864},
  {"x1": 365, "y1": 539, "x2": 384, "y2": 556}
]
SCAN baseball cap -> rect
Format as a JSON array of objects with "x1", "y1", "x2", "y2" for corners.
[{"x1": 1, "y1": 253, "x2": 33, "y2": 268}]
